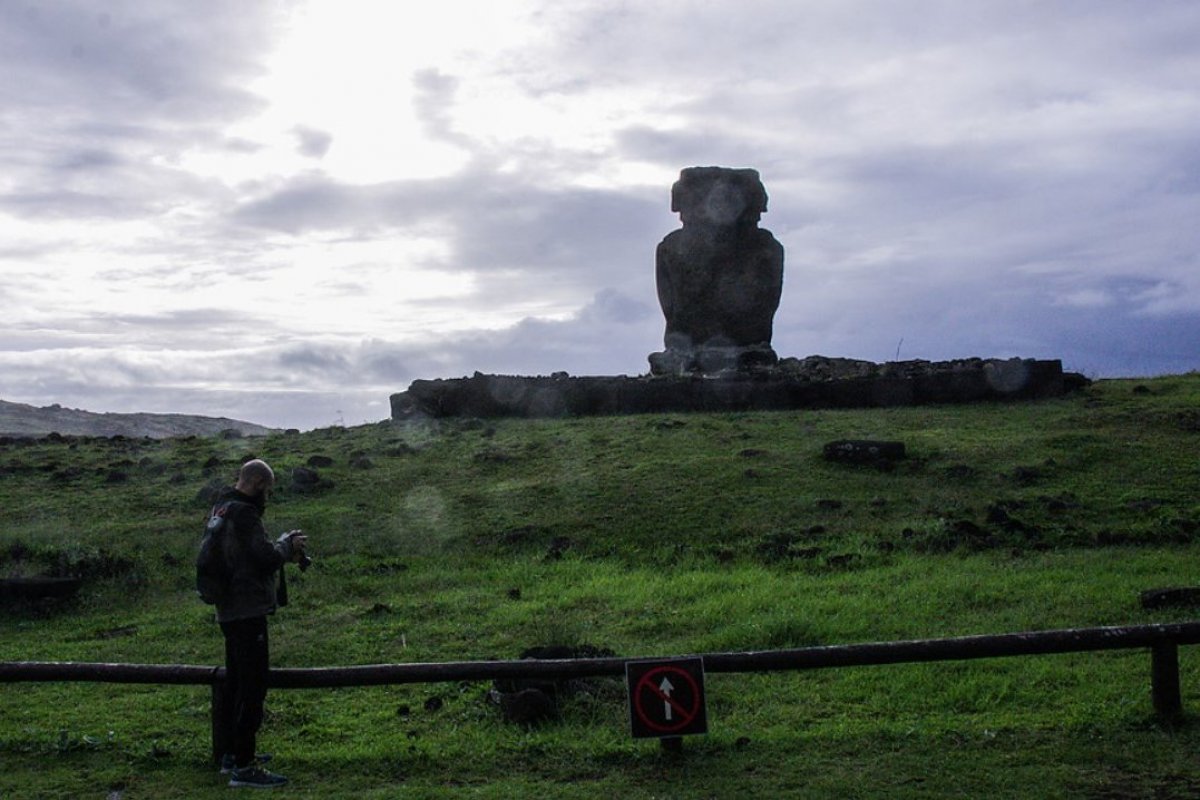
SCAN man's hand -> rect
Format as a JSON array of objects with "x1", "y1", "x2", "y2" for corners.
[{"x1": 285, "y1": 530, "x2": 308, "y2": 562}]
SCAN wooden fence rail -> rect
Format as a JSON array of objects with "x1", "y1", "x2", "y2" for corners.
[{"x1": 3, "y1": 621, "x2": 1199, "y2": 760}]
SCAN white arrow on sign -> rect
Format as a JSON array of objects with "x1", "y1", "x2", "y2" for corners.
[{"x1": 659, "y1": 677, "x2": 675, "y2": 720}]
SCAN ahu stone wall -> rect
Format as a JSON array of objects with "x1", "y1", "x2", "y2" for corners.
[{"x1": 390, "y1": 357, "x2": 1085, "y2": 420}]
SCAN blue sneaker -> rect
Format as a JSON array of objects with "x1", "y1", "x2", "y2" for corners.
[
  {"x1": 228, "y1": 764, "x2": 287, "y2": 788},
  {"x1": 220, "y1": 753, "x2": 273, "y2": 774}
]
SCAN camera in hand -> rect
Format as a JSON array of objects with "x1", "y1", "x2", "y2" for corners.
[{"x1": 286, "y1": 531, "x2": 312, "y2": 572}]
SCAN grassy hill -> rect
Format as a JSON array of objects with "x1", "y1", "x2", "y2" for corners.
[
  {"x1": 1, "y1": 374, "x2": 1199, "y2": 798},
  {"x1": 0, "y1": 398, "x2": 277, "y2": 439}
]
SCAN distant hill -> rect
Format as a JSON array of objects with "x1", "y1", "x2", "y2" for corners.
[{"x1": 0, "y1": 399, "x2": 277, "y2": 439}]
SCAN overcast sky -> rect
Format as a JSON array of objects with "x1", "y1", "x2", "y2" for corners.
[{"x1": 2, "y1": 1, "x2": 1197, "y2": 430}]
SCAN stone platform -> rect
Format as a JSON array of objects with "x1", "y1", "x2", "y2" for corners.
[{"x1": 390, "y1": 356, "x2": 1086, "y2": 420}]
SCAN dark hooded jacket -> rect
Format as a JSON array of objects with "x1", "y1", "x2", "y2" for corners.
[{"x1": 212, "y1": 486, "x2": 296, "y2": 624}]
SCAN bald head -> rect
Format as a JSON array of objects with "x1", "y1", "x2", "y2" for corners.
[{"x1": 236, "y1": 459, "x2": 275, "y2": 497}]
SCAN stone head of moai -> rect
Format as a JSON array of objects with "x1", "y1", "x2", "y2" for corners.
[{"x1": 649, "y1": 167, "x2": 785, "y2": 376}]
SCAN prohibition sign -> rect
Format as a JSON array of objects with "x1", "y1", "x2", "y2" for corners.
[{"x1": 626, "y1": 658, "x2": 707, "y2": 738}]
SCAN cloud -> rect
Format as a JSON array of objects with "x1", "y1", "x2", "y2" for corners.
[
  {"x1": 0, "y1": 2, "x2": 274, "y2": 223},
  {"x1": 412, "y1": 68, "x2": 470, "y2": 148},
  {"x1": 2, "y1": 0, "x2": 1198, "y2": 430},
  {"x1": 228, "y1": 169, "x2": 665, "y2": 311},
  {"x1": 293, "y1": 126, "x2": 333, "y2": 159},
  {"x1": 0, "y1": 3, "x2": 273, "y2": 121}
]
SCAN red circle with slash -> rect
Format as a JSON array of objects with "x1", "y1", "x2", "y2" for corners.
[{"x1": 633, "y1": 664, "x2": 702, "y2": 734}]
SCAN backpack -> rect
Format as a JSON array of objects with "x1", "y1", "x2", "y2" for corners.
[{"x1": 196, "y1": 500, "x2": 236, "y2": 604}]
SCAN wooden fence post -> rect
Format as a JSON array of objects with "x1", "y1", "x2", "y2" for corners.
[{"x1": 1151, "y1": 642, "x2": 1182, "y2": 719}]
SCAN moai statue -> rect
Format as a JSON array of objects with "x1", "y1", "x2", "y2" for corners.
[{"x1": 649, "y1": 166, "x2": 784, "y2": 376}]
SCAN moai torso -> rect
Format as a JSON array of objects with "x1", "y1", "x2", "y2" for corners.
[{"x1": 651, "y1": 167, "x2": 784, "y2": 375}]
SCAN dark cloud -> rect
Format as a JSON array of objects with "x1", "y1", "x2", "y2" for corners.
[
  {"x1": 0, "y1": 242, "x2": 63, "y2": 261},
  {"x1": 249, "y1": 341, "x2": 417, "y2": 391},
  {"x1": 0, "y1": 2, "x2": 273, "y2": 121},
  {"x1": 0, "y1": 1, "x2": 273, "y2": 222},
  {"x1": 2, "y1": 0, "x2": 1198, "y2": 430},
  {"x1": 96, "y1": 308, "x2": 260, "y2": 330},
  {"x1": 578, "y1": 288, "x2": 655, "y2": 325},
  {"x1": 230, "y1": 170, "x2": 664, "y2": 305},
  {"x1": 293, "y1": 126, "x2": 333, "y2": 159},
  {"x1": 229, "y1": 174, "x2": 439, "y2": 234},
  {"x1": 276, "y1": 345, "x2": 352, "y2": 375}
]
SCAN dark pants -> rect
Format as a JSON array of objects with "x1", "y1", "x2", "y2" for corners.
[{"x1": 218, "y1": 616, "x2": 269, "y2": 768}]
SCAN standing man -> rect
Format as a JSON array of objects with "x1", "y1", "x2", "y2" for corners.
[{"x1": 210, "y1": 458, "x2": 308, "y2": 789}]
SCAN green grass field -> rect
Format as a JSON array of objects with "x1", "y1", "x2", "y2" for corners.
[{"x1": 2, "y1": 374, "x2": 1199, "y2": 798}]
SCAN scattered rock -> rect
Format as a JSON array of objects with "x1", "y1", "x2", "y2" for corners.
[
  {"x1": 96, "y1": 625, "x2": 138, "y2": 639},
  {"x1": 368, "y1": 560, "x2": 409, "y2": 575},
  {"x1": 0, "y1": 576, "x2": 82, "y2": 601},
  {"x1": 195, "y1": 478, "x2": 224, "y2": 505},
  {"x1": 495, "y1": 525, "x2": 545, "y2": 547},
  {"x1": 423, "y1": 696, "x2": 444, "y2": 713},
  {"x1": 474, "y1": 448, "x2": 514, "y2": 464},
  {"x1": 951, "y1": 519, "x2": 985, "y2": 538},
  {"x1": 1041, "y1": 494, "x2": 1079, "y2": 512},
  {"x1": 497, "y1": 688, "x2": 557, "y2": 727},
  {"x1": 816, "y1": 498, "x2": 844, "y2": 511},
  {"x1": 307, "y1": 455, "x2": 334, "y2": 468},
  {"x1": 50, "y1": 466, "x2": 86, "y2": 483},
  {"x1": 1009, "y1": 466, "x2": 1041, "y2": 485},
  {"x1": 1176, "y1": 410, "x2": 1200, "y2": 432},
  {"x1": 823, "y1": 440, "x2": 906, "y2": 466},
  {"x1": 545, "y1": 536, "x2": 573, "y2": 560},
  {"x1": 756, "y1": 531, "x2": 825, "y2": 562},
  {"x1": 349, "y1": 455, "x2": 374, "y2": 469},
  {"x1": 1140, "y1": 587, "x2": 1200, "y2": 610},
  {"x1": 491, "y1": 644, "x2": 619, "y2": 726},
  {"x1": 944, "y1": 464, "x2": 978, "y2": 480},
  {"x1": 985, "y1": 504, "x2": 1011, "y2": 525},
  {"x1": 289, "y1": 467, "x2": 333, "y2": 494}
]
